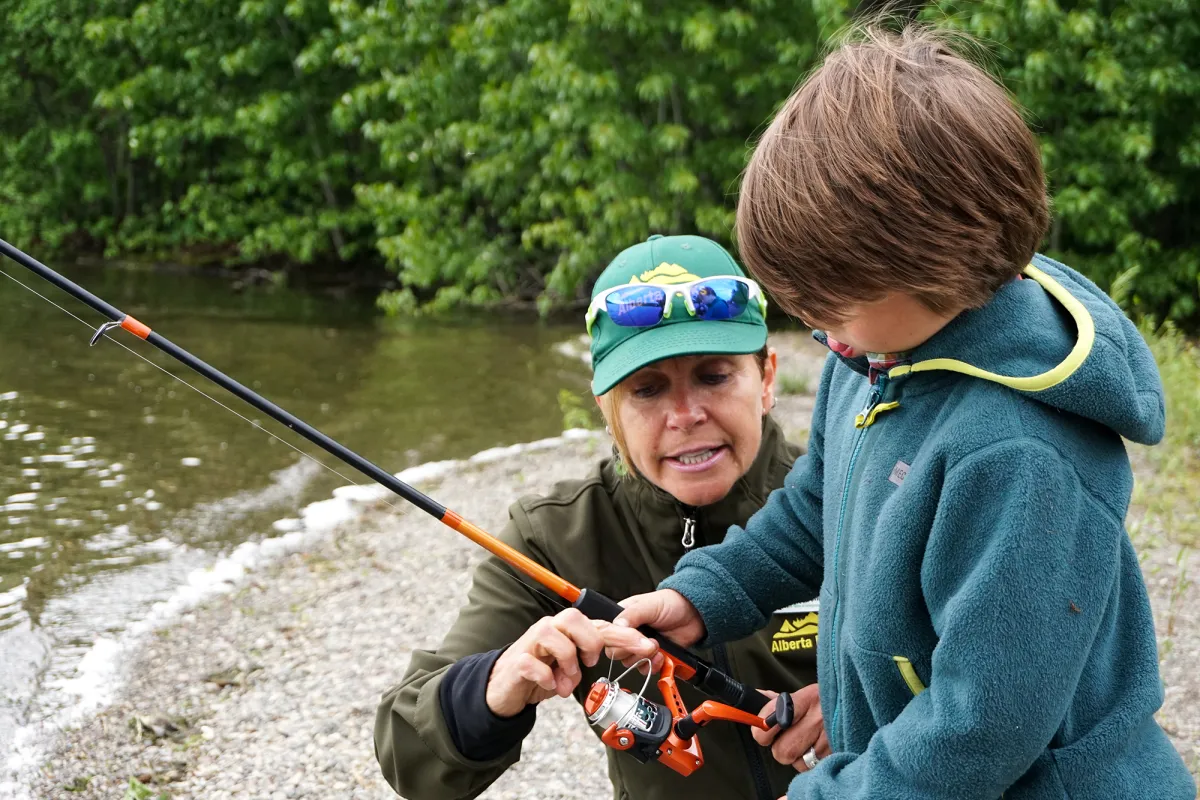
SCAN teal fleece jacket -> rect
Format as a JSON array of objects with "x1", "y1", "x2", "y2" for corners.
[{"x1": 660, "y1": 255, "x2": 1196, "y2": 799}]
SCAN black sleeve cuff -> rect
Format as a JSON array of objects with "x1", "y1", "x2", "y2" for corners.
[{"x1": 438, "y1": 648, "x2": 537, "y2": 761}]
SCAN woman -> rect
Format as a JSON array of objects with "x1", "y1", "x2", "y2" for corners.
[{"x1": 374, "y1": 234, "x2": 829, "y2": 800}]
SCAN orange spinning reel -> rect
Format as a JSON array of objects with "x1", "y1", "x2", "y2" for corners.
[{"x1": 584, "y1": 655, "x2": 794, "y2": 776}]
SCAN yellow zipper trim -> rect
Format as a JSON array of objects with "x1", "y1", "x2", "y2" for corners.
[
  {"x1": 893, "y1": 655, "x2": 926, "y2": 696},
  {"x1": 854, "y1": 401, "x2": 900, "y2": 429},
  {"x1": 887, "y1": 264, "x2": 1095, "y2": 392}
]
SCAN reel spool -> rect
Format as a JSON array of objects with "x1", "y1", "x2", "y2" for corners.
[{"x1": 584, "y1": 660, "x2": 674, "y2": 764}]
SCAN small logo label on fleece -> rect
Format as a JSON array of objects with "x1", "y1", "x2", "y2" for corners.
[
  {"x1": 771, "y1": 611, "x2": 818, "y2": 653},
  {"x1": 888, "y1": 460, "x2": 910, "y2": 486}
]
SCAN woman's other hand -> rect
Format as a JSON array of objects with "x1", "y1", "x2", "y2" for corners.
[
  {"x1": 485, "y1": 609, "x2": 657, "y2": 718},
  {"x1": 752, "y1": 685, "x2": 831, "y2": 771}
]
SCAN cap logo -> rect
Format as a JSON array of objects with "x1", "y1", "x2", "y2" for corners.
[{"x1": 629, "y1": 262, "x2": 700, "y2": 286}]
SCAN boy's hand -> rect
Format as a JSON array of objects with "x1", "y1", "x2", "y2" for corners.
[
  {"x1": 753, "y1": 685, "x2": 831, "y2": 771},
  {"x1": 605, "y1": 589, "x2": 706, "y2": 670}
]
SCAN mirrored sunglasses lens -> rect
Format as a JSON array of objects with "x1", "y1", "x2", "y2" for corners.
[
  {"x1": 605, "y1": 285, "x2": 667, "y2": 327},
  {"x1": 691, "y1": 278, "x2": 748, "y2": 320}
]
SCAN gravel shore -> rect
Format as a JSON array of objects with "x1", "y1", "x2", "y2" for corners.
[{"x1": 22, "y1": 333, "x2": 1200, "y2": 798}]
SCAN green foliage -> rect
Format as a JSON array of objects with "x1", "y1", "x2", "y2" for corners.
[
  {"x1": 0, "y1": 0, "x2": 377, "y2": 265},
  {"x1": 2, "y1": 0, "x2": 1199, "y2": 328},
  {"x1": 930, "y1": 0, "x2": 1200, "y2": 328},
  {"x1": 338, "y1": 0, "x2": 824, "y2": 312},
  {"x1": 1131, "y1": 323, "x2": 1200, "y2": 547},
  {"x1": 557, "y1": 387, "x2": 599, "y2": 431}
]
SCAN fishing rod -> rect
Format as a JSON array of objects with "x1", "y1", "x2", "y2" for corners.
[{"x1": 0, "y1": 237, "x2": 794, "y2": 776}]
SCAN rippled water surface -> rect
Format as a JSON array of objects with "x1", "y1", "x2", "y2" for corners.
[{"x1": 0, "y1": 262, "x2": 589, "y2": 763}]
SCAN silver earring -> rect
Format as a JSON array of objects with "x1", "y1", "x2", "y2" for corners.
[{"x1": 605, "y1": 425, "x2": 612, "y2": 435}]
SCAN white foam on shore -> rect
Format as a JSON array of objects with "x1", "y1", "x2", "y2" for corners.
[{"x1": 2, "y1": 428, "x2": 602, "y2": 796}]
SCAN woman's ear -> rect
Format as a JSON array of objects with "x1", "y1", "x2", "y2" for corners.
[{"x1": 761, "y1": 348, "x2": 779, "y2": 415}]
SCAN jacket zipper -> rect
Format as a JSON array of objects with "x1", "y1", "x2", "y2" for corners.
[
  {"x1": 680, "y1": 509, "x2": 697, "y2": 552},
  {"x1": 712, "y1": 642, "x2": 774, "y2": 800},
  {"x1": 827, "y1": 375, "x2": 888, "y2": 749}
]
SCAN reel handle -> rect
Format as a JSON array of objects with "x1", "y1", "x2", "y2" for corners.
[
  {"x1": 674, "y1": 689, "x2": 796, "y2": 741},
  {"x1": 763, "y1": 690, "x2": 794, "y2": 730},
  {"x1": 572, "y1": 588, "x2": 771, "y2": 715}
]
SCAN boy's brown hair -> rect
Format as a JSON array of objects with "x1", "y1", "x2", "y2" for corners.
[{"x1": 736, "y1": 24, "x2": 1050, "y2": 325}]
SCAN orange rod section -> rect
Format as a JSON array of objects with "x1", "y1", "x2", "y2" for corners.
[
  {"x1": 121, "y1": 315, "x2": 151, "y2": 339},
  {"x1": 441, "y1": 509, "x2": 581, "y2": 604}
]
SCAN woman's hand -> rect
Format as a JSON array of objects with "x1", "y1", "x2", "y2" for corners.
[
  {"x1": 753, "y1": 685, "x2": 831, "y2": 772},
  {"x1": 485, "y1": 608, "x2": 657, "y2": 718},
  {"x1": 605, "y1": 589, "x2": 706, "y2": 669}
]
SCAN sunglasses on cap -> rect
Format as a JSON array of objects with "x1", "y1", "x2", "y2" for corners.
[{"x1": 585, "y1": 276, "x2": 767, "y2": 336}]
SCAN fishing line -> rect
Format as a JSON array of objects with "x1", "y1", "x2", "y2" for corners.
[{"x1": 0, "y1": 266, "x2": 571, "y2": 611}]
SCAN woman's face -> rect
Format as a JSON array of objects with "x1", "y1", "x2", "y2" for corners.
[{"x1": 600, "y1": 351, "x2": 776, "y2": 507}]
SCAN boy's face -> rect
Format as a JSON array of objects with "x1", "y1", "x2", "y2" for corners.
[{"x1": 808, "y1": 292, "x2": 961, "y2": 359}]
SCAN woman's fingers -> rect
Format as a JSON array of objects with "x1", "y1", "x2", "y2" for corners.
[
  {"x1": 751, "y1": 690, "x2": 780, "y2": 747},
  {"x1": 814, "y1": 729, "x2": 831, "y2": 759},
  {"x1": 772, "y1": 713, "x2": 822, "y2": 769},
  {"x1": 531, "y1": 620, "x2": 584, "y2": 683},
  {"x1": 752, "y1": 724, "x2": 780, "y2": 747},
  {"x1": 513, "y1": 652, "x2": 556, "y2": 692},
  {"x1": 596, "y1": 619, "x2": 658, "y2": 656},
  {"x1": 791, "y1": 683, "x2": 821, "y2": 716},
  {"x1": 596, "y1": 615, "x2": 660, "y2": 670},
  {"x1": 489, "y1": 603, "x2": 699, "y2": 719},
  {"x1": 753, "y1": 686, "x2": 828, "y2": 772},
  {"x1": 550, "y1": 609, "x2": 605, "y2": 668}
]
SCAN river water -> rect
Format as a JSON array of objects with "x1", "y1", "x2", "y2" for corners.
[{"x1": 0, "y1": 262, "x2": 589, "y2": 771}]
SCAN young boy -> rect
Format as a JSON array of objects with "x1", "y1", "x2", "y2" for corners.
[{"x1": 613, "y1": 25, "x2": 1197, "y2": 799}]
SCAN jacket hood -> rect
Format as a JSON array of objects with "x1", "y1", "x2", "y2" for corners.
[{"x1": 890, "y1": 254, "x2": 1164, "y2": 445}]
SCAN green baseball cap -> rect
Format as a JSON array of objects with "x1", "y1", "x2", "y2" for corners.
[{"x1": 589, "y1": 234, "x2": 767, "y2": 395}]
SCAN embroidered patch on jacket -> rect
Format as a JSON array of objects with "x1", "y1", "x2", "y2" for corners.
[
  {"x1": 888, "y1": 460, "x2": 911, "y2": 486},
  {"x1": 770, "y1": 610, "x2": 818, "y2": 653}
]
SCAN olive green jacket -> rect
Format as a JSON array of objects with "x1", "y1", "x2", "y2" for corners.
[{"x1": 374, "y1": 417, "x2": 817, "y2": 800}]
